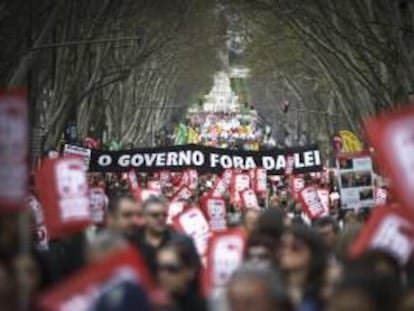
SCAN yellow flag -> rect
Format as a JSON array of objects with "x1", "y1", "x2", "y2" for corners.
[{"x1": 339, "y1": 130, "x2": 363, "y2": 152}]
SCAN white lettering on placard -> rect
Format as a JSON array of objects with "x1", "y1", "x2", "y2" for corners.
[
  {"x1": 179, "y1": 209, "x2": 210, "y2": 256},
  {"x1": 262, "y1": 156, "x2": 275, "y2": 170},
  {"x1": 275, "y1": 155, "x2": 286, "y2": 170},
  {"x1": 193, "y1": 151, "x2": 204, "y2": 166},
  {"x1": 155, "y1": 153, "x2": 166, "y2": 166},
  {"x1": 130, "y1": 154, "x2": 144, "y2": 167},
  {"x1": 371, "y1": 215, "x2": 413, "y2": 264},
  {"x1": 245, "y1": 157, "x2": 256, "y2": 170},
  {"x1": 166, "y1": 152, "x2": 178, "y2": 166},
  {"x1": 178, "y1": 151, "x2": 192, "y2": 166},
  {"x1": 118, "y1": 155, "x2": 130, "y2": 167},
  {"x1": 303, "y1": 151, "x2": 314, "y2": 167},
  {"x1": 294, "y1": 153, "x2": 305, "y2": 168},
  {"x1": 314, "y1": 150, "x2": 321, "y2": 166},
  {"x1": 98, "y1": 155, "x2": 112, "y2": 167},
  {"x1": 210, "y1": 153, "x2": 220, "y2": 167},
  {"x1": 144, "y1": 153, "x2": 157, "y2": 166},
  {"x1": 213, "y1": 236, "x2": 244, "y2": 287},
  {"x1": 207, "y1": 199, "x2": 226, "y2": 231},
  {"x1": 233, "y1": 156, "x2": 244, "y2": 169}
]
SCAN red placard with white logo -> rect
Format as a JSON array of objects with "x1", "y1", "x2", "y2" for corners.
[
  {"x1": 290, "y1": 175, "x2": 305, "y2": 199},
  {"x1": 202, "y1": 229, "x2": 246, "y2": 296},
  {"x1": 211, "y1": 177, "x2": 227, "y2": 198},
  {"x1": 88, "y1": 187, "x2": 108, "y2": 225},
  {"x1": 37, "y1": 247, "x2": 156, "y2": 311},
  {"x1": 0, "y1": 90, "x2": 28, "y2": 211},
  {"x1": 298, "y1": 186, "x2": 327, "y2": 220},
  {"x1": 171, "y1": 185, "x2": 192, "y2": 202},
  {"x1": 35, "y1": 157, "x2": 91, "y2": 239},
  {"x1": 317, "y1": 188, "x2": 330, "y2": 212},
  {"x1": 231, "y1": 173, "x2": 250, "y2": 206},
  {"x1": 167, "y1": 201, "x2": 187, "y2": 225},
  {"x1": 253, "y1": 168, "x2": 267, "y2": 194},
  {"x1": 349, "y1": 206, "x2": 414, "y2": 265},
  {"x1": 28, "y1": 194, "x2": 49, "y2": 250},
  {"x1": 240, "y1": 189, "x2": 260, "y2": 210},
  {"x1": 148, "y1": 180, "x2": 162, "y2": 192},
  {"x1": 159, "y1": 170, "x2": 171, "y2": 187},
  {"x1": 364, "y1": 106, "x2": 414, "y2": 212},
  {"x1": 201, "y1": 196, "x2": 227, "y2": 232},
  {"x1": 172, "y1": 207, "x2": 211, "y2": 257}
]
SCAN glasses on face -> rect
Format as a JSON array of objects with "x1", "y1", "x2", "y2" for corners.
[
  {"x1": 280, "y1": 238, "x2": 307, "y2": 253},
  {"x1": 158, "y1": 262, "x2": 183, "y2": 274},
  {"x1": 149, "y1": 212, "x2": 168, "y2": 219}
]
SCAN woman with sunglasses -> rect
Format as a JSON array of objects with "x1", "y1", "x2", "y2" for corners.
[
  {"x1": 156, "y1": 238, "x2": 206, "y2": 311},
  {"x1": 278, "y1": 225, "x2": 328, "y2": 311}
]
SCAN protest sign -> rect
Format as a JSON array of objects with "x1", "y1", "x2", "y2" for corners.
[
  {"x1": 0, "y1": 90, "x2": 28, "y2": 211},
  {"x1": 35, "y1": 157, "x2": 91, "y2": 239},
  {"x1": 364, "y1": 106, "x2": 414, "y2": 213},
  {"x1": 37, "y1": 247, "x2": 156, "y2": 311},
  {"x1": 298, "y1": 187, "x2": 327, "y2": 220},
  {"x1": 349, "y1": 206, "x2": 414, "y2": 265},
  {"x1": 202, "y1": 229, "x2": 246, "y2": 296},
  {"x1": 28, "y1": 195, "x2": 49, "y2": 251},
  {"x1": 336, "y1": 153, "x2": 375, "y2": 209},
  {"x1": 89, "y1": 144, "x2": 323, "y2": 175},
  {"x1": 172, "y1": 207, "x2": 211, "y2": 257},
  {"x1": 88, "y1": 187, "x2": 108, "y2": 225},
  {"x1": 63, "y1": 144, "x2": 91, "y2": 169},
  {"x1": 201, "y1": 196, "x2": 227, "y2": 232}
]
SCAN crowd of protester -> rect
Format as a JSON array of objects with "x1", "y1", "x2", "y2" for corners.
[{"x1": 0, "y1": 166, "x2": 413, "y2": 311}]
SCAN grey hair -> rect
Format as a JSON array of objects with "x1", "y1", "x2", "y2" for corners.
[
  {"x1": 142, "y1": 195, "x2": 167, "y2": 212},
  {"x1": 228, "y1": 263, "x2": 294, "y2": 311}
]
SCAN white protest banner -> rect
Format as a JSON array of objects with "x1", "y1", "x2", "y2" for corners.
[
  {"x1": 89, "y1": 187, "x2": 108, "y2": 225},
  {"x1": 64, "y1": 144, "x2": 92, "y2": 169},
  {"x1": 336, "y1": 154, "x2": 375, "y2": 209}
]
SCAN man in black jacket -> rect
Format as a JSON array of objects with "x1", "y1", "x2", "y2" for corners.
[{"x1": 131, "y1": 196, "x2": 197, "y2": 277}]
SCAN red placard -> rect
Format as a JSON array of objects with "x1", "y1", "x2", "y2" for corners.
[
  {"x1": 254, "y1": 168, "x2": 267, "y2": 194},
  {"x1": 298, "y1": 186, "x2": 327, "y2": 220},
  {"x1": 317, "y1": 188, "x2": 330, "y2": 212},
  {"x1": 240, "y1": 189, "x2": 260, "y2": 210},
  {"x1": 167, "y1": 201, "x2": 187, "y2": 225},
  {"x1": 290, "y1": 175, "x2": 305, "y2": 199},
  {"x1": 211, "y1": 177, "x2": 227, "y2": 198},
  {"x1": 37, "y1": 246, "x2": 157, "y2": 311},
  {"x1": 127, "y1": 170, "x2": 140, "y2": 193},
  {"x1": 202, "y1": 229, "x2": 246, "y2": 296},
  {"x1": 364, "y1": 105, "x2": 414, "y2": 213},
  {"x1": 0, "y1": 89, "x2": 28, "y2": 211},
  {"x1": 187, "y1": 169, "x2": 199, "y2": 191},
  {"x1": 349, "y1": 206, "x2": 414, "y2": 264},
  {"x1": 159, "y1": 170, "x2": 171, "y2": 187},
  {"x1": 201, "y1": 196, "x2": 227, "y2": 232},
  {"x1": 231, "y1": 173, "x2": 250, "y2": 206},
  {"x1": 35, "y1": 157, "x2": 91, "y2": 239},
  {"x1": 172, "y1": 207, "x2": 211, "y2": 257},
  {"x1": 88, "y1": 187, "x2": 108, "y2": 225},
  {"x1": 148, "y1": 180, "x2": 162, "y2": 192},
  {"x1": 171, "y1": 185, "x2": 192, "y2": 202}
]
